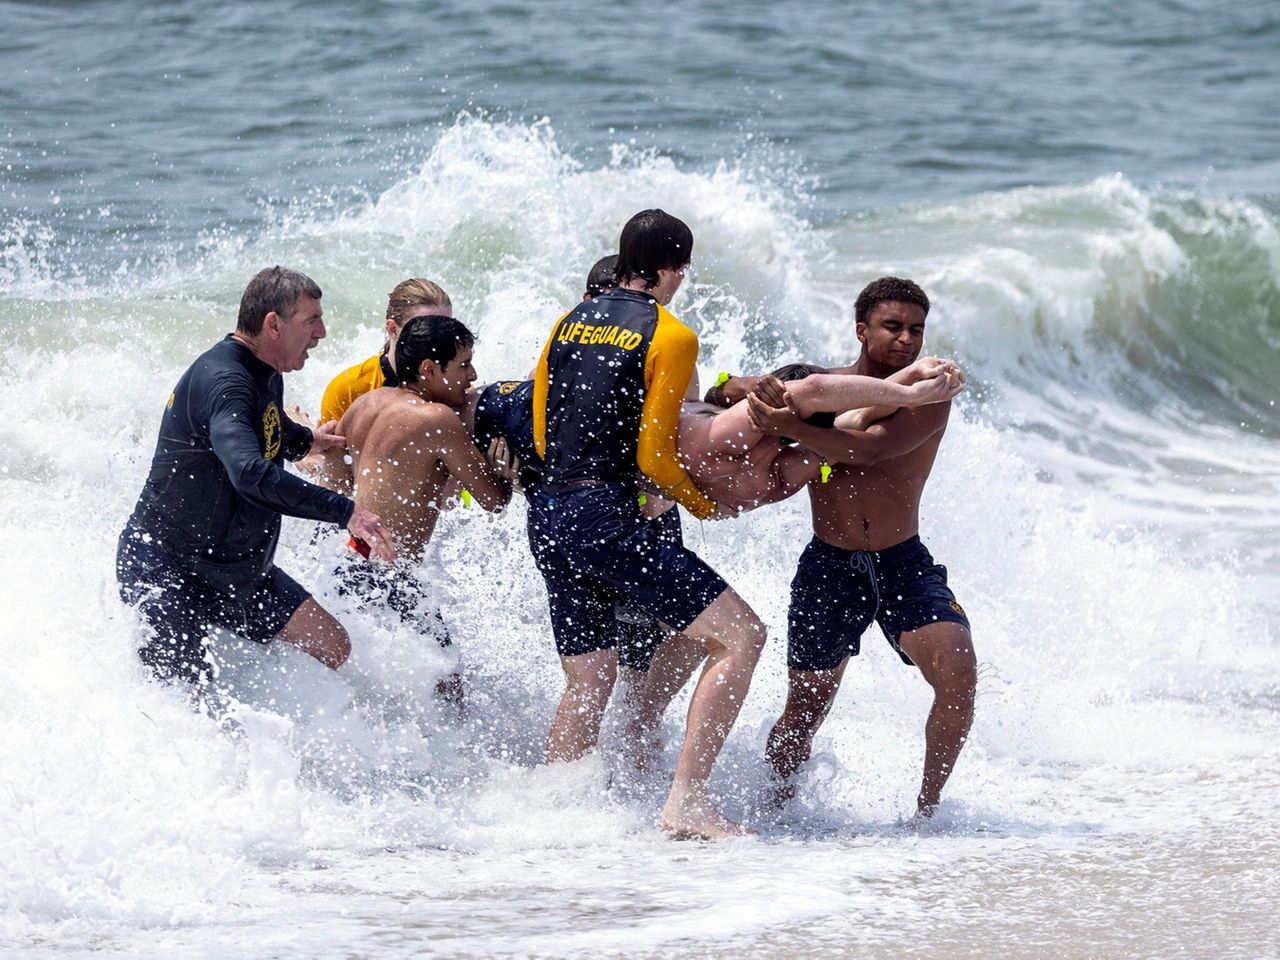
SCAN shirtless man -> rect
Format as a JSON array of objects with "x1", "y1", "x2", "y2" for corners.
[
  {"x1": 322, "y1": 313, "x2": 517, "y2": 703},
  {"x1": 748, "y1": 276, "x2": 977, "y2": 818}
]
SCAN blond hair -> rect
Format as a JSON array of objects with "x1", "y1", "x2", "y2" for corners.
[{"x1": 386, "y1": 278, "x2": 452, "y2": 328}]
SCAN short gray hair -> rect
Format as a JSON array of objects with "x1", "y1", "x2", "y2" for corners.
[{"x1": 236, "y1": 266, "x2": 323, "y2": 335}]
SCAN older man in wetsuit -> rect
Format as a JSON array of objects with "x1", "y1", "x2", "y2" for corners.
[
  {"x1": 748, "y1": 276, "x2": 977, "y2": 818},
  {"x1": 117, "y1": 266, "x2": 394, "y2": 687}
]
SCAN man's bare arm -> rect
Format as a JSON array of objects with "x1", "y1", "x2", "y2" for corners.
[
  {"x1": 424, "y1": 407, "x2": 512, "y2": 512},
  {"x1": 793, "y1": 358, "x2": 963, "y2": 430},
  {"x1": 747, "y1": 394, "x2": 950, "y2": 467}
]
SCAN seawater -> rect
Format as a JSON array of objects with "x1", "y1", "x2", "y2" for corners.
[{"x1": 2, "y1": 2, "x2": 1278, "y2": 957}]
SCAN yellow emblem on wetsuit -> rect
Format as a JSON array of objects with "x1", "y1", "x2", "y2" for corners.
[
  {"x1": 166, "y1": 391, "x2": 175, "y2": 410},
  {"x1": 262, "y1": 402, "x2": 281, "y2": 460},
  {"x1": 498, "y1": 381, "x2": 520, "y2": 395},
  {"x1": 949, "y1": 600, "x2": 967, "y2": 618}
]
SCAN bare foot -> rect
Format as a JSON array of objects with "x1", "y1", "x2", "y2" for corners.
[{"x1": 661, "y1": 790, "x2": 754, "y2": 841}]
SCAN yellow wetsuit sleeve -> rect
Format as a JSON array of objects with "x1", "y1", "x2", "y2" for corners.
[
  {"x1": 637, "y1": 307, "x2": 716, "y2": 520},
  {"x1": 532, "y1": 311, "x2": 570, "y2": 459},
  {"x1": 320, "y1": 353, "x2": 383, "y2": 423}
]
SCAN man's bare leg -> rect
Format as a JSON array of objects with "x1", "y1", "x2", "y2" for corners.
[
  {"x1": 547, "y1": 648, "x2": 618, "y2": 764},
  {"x1": 623, "y1": 631, "x2": 706, "y2": 771},
  {"x1": 660, "y1": 587, "x2": 766, "y2": 839},
  {"x1": 764, "y1": 662, "x2": 847, "y2": 802},
  {"x1": 898, "y1": 622, "x2": 976, "y2": 816},
  {"x1": 277, "y1": 597, "x2": 352, "y2": 669}
]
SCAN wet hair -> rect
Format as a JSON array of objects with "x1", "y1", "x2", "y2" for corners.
[
  {"x1": 769, "y1": 362, "x2": 835, "y2": 428},
  {"x1": 770, "y1": 362, "x2": 828, "y2": 383},
  {"x1": 584, "y1": 255, "x2": 619, "y2": 298},
  {"x1": 854, "y1": 276, "x2": 930, "y2": 327},
  {"x1": 615, "y1": 209, "x2": 693, "y2": 289},
  {"x1": 386, "y1": 277, "x2": 452, "y2": 328},
  {"x1": 236, "y1": 266, "x2": 322, "y2": 335},
  {"x1": 395, "y1": 314, "x2": 475, "y2": 385}
]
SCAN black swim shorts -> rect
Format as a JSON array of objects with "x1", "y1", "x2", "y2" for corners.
[
  {"x1": 333, "y1": 554, "x2": 452, "y2": 648},
  {"x1": 527, "y1": 484, "x2": 726, "y2": 659},
  {"x1": 117, "y1": 523, "x2": 310, "y2": 684},
  {"x1": 614, "y1": 505, "x2": 682, "y2": 672},
  {"x1": 788, "y1": 535, "x2": 970, "y2": 672}
]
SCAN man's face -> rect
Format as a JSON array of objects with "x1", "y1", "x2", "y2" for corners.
[
  {"x1": 856, "y1": 300, "x2": 927, "y2": 370},
  {"x1": 430, "y1": 343, "x2": 477, "y2": 408},
  {"x1": 275, "y1": 294, "x2": 325, "y2": 373}
]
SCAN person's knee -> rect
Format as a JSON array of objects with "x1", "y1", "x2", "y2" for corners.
[
  {"x1": 562, "y1": 652, "x2": 617, "y2": 698},
  {"x1": 328, "y1": 625, "x2": 352, "y2": 669},
  {"x1": 278, "y1": 597, "x2": 352, "y2": 669},
  {"x1": 724, "y1": 605, "x2": 767, "y2": 662},
  {"x1": 916, "y1": 634, "x2": 976, "y2": 697}
]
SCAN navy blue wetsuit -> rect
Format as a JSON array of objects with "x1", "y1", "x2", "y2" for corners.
[
  {"x1": 117, "y1": 335, "x2": 354, "y2": 683},
  {"x1": 473, "y1": 380, "x2": 543, "y2": 494}
]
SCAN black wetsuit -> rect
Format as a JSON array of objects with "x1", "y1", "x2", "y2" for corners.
[{"x1": 117, "y1": 335, "x2": 354, "y2": 682}]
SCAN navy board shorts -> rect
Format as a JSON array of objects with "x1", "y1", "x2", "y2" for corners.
[
  {"x1": 788, "y1": 535, "x2": 970, "y2": 672},
  {"x1": 116, "y1": 524, "x2": 310, "y2": 684},
  {"x1": 333, "y1": 552, "x2": 452, "y2": 648},
  {"x1": 527, "y1": 483, "x2": 726, "y2": 659},
  {"x1": 613, "y1": 505, "x2": 682, "y2": 671}
]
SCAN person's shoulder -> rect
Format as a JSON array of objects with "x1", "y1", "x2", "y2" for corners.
[
  {"x1": 195, "y1": 341, "x2": 255, "y2": 391},
  {"x1": 652, "y1": 305, "x2": 698, "y2": 357},
  {"x1": 379, "y1": 394, "x2": 458, "y2": 429},
  {"x1": 654, "y1": 304, "x2": 695, "y2": 337},
  {"x1": 328, "y1": 352, "x2": 382, "y2": 388}
]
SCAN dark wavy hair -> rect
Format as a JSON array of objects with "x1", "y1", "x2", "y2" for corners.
[
  {"x1": 584, "y1": 254, "x2": 619, "y2": 298},
  {"x1": 395, "y1": 314, "x2": 475, "y2": 384},
  {"x1": 615, "y1": 209, "x2": 693, "y2": 289}
]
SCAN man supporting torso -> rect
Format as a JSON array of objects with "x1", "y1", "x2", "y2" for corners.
[
  {"x1": 529, "y1": 210, "x2": 767, "y2": 839},
  {"x1": 749, "y1": 276, "x2": 977, "y2": 817},
  {"x1": 324, "y1": 315, "x2": 515, "y2": 705}
]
